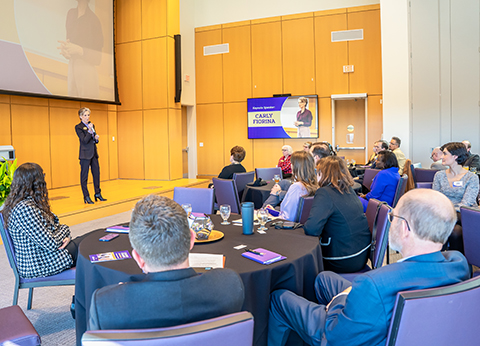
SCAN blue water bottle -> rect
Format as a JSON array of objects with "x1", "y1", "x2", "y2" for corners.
[{"x1": 241, "y1": 202, "x2": 254, "y2": 235}]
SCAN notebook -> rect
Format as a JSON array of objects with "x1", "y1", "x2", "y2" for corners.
[
  {"x1": 105, "y1": 225, "x2": 129, "y2": 233},
  {"x1": 241, "y1": 248, "x2": 286, "y2": 265}
]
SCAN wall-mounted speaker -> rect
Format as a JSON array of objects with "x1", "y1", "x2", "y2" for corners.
[{"x1": 174, "y1": 34, "x2": 182, "y2": 103}]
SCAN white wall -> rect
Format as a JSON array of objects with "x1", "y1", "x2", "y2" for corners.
[
  {"x1": 380, "y1": 0, "x2": 411, "y2": 158},
  {"x1": 194, "y1": 0, "x2": 379, "y2": 27}
]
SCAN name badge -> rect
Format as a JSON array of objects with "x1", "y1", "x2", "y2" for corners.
[{"x1": 453, "y1": 181, "x2": 463, "y2": 187}]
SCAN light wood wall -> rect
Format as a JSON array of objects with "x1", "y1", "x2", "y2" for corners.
[
  {"x1": 195, "y1": 5, "x2": 383, "y2": 176},
  {"x1": 115, "y1": 0, "x2": 182, "y2": 180}
]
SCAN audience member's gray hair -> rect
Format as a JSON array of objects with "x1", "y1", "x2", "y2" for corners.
[
  {"x1": 129, "y1": 195, "x2": 190, "y2": 268},
  {"x1": 399, "y1": 191, "x2": 456, "y2": 244},
  {"x1": 282, "y1": 145, "x2": 293, "y2": 155},
  {"x1": 78, "y1": 107, "x2": 91, "y2": 117}
]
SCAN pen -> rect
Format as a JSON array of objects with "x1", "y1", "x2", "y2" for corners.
[{"x1": 245, "y1": 249, "x2": 264, "y2": 256}]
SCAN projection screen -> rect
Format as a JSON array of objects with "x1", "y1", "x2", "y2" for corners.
[{"x1": 0, "y1": 0, "x2": 118, "y2": 103}]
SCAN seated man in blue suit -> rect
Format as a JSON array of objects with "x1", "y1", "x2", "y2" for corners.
[
  {"x1": 88, "y1": 195, "x2": 245, "y2": 330},
  {"x1": 268, "y1": 189, "x2": 469, "y2": 346}
]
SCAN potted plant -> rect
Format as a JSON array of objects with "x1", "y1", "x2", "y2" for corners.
[{"x1": 0, "y1": 159, "x2": 17, "y2": 208}]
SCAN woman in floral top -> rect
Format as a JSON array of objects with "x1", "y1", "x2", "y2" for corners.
[{"x1": 278, "y1": 145, "x2": 293, "y2": 179}]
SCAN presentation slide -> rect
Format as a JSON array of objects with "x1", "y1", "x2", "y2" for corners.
[
  {"x1": 0, "y1": 0, "x2": 116, "y2": 103},
  {"x1": 248, "y1": 95, "x2": 318, "y2": 139}
]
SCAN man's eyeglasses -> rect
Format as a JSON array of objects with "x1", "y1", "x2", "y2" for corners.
[{"x1": 387, "y1": 209, "x2": 411, "y2": 231}]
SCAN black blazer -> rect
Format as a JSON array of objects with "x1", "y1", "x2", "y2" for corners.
[
  {"x1": 75, "y1": 121, "x2": 98, "y2": 160},
  {"x1": 87, "y1": 267, "x2": 245, "y2": 331}
]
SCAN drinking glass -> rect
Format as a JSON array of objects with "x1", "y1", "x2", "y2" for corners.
[
  {"x1": 273, "y1": 174, "x2": 281, "y2": 184},
  {"x1": 257, "y1": 208, "x2": 269, "y2": 231},
  {"x1": 181, "y1": 204, "x2": 192, "y2": 218},
  {"x1": 220, "y1": 204, "x2": 231, "y2": 225}
]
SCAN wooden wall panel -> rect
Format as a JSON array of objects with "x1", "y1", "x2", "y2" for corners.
[
  {"x1": 116, "y1": 0, "x2": 142, "y2": 44},
  {"x1": 282, "y1": 17, "x2": 316, "y2": 95},
  {"x1": 367, "y1": 95, "x2": 383, "y2": 158},
  {"x1": 11, "y1": 105, "x2": 51, "y2": 185},
  {"x1": 0, "y1": 95, "x2": 10, "y2": 104},
  {"x1": 195, "y1": 30, "x2": 223, "y2": 104},
  {"x1": 0, "y1": 104, "x2": 11, "y2": 144},
  {"x1": 252, "y1": 139, "x2": 284, "y2": 170},
  {"x1": 167, "y1": 0, "x2": 180, "y2": 36},
  {"x1": 196, "y1": 104, "x2": 224, "y2": 175},
  {"x1": 168, "y1": 108, "x2": 183, "y2": 179},
  {"x1": 223, "y1": 25, "x2": 252, "y2": 102},
  {"x1": 142, "y1": 0, "x2": 166, "y2": 40},
  {"x1": 251, "y1": 21, "x2": 283, "y2": 97},
  {"x1": 117, "y1": 111, "x2": 144, "y2": 179},
  {"x1": 142, "y1": 38, "x2": 168, "y2": 110},
  {"x1": 11, "y1": 96, "x2": 48, "y2": 106},
  {"x1": 315, "y1": 14, "x2": 349, "y2": 97},
  {"x1": 144, "y1": 109, "x2": 169, "y2": 180},
  {"x1": 108, "y1": 111, "x2": 118, "y2": 180},
  {"x1": 94, "y1": 111, "x2": 110, "y2": 183},
  {"x1": 348, "y1": 10, "x2": 382, "y2": 94},
  {"x1": 49, "y1": 107, "x2": 79, "y2": 188},
  {"x1": 318, "y1": 97, "x2": 333, "y2": 142},
  {"x1": 117, "y1": 42, "x2": 143, "y2": 111},
  {"x1": 223, "y1": 102, "x2": 253, "y2": 172}
]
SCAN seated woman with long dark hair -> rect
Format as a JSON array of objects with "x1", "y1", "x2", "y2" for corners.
[
  {"x1": 304, "y1": 156, "x2": 371, "y2": 273},
  {"x1": 433, "y1": 142, "x2": 479, "y2": 253},
  {"x1": 1, "y1": 163, "x2": 83, "y2": 278},
  {"x1": 359, "y1": 150, "x2": 400, "y2": 211},
  {"x1": 266, "y1": 151, "x2": 317, "y2": 221}
]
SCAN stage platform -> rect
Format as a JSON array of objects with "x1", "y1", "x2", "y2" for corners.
[{"x1": 49, "y1": 178, "x2": 210, "y2": 226}]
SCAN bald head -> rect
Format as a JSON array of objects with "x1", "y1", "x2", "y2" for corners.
[
  {"x1": 430, "y1": 147, "x2": 443, "y2": 162},
  {"x1": 396, "y1": 189, "x2": 456, "y2": 244}
]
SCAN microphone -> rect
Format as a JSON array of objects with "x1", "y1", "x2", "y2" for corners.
[{"x1": 88, "y1": 121, "x2": 98, "y2": 142}]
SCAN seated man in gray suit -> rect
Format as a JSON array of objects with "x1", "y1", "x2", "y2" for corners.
[{"x1": 88, "y1": 195, "x2": 245, "y2": 330}]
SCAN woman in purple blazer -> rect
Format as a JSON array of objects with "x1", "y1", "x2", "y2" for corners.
[{"x1": 359, "y1": 150, "x2": 400, "y2": 211}]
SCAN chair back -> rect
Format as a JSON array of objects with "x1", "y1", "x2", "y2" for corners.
[
  {"x1": 403, "y1": 160, "x2": 415, "y2": 192},
  {"x1": 255, "y1": 167, "x2": 282, "y2": 181},
  {"x1": 173, "y1": 187, "x2": 215, "y2": 215},
  {"x1": 412, "y1": 162, "x2": 422, "y2": 169},
  {"x1": 82, "y1": 311, "x2": 254, "y2": 346},
  {"x1": 363, "y1": 168, "x2": 381, "y2": 190},
  {"x1": 370, "y1": 203, "x2": 391, "y2": 269},
  {"x1": 295, "y1": 196, "x2": 314, "y2": 224},
  {"x1": 365, "y1": 198, "x2": 382, "y2": 234},
  {"x1": 0, "y1": 213, "x2": 20, "y2": 273},
  {"x1": 212, "y1": 178, "x2": 241, "y2": 214},
  {"x1": 461, "y1": 206, "x2": 480, "y2": 268},
  {"x1": 416, "y1": 182, "x2": 432, "y2": 189},
  {"x1": 386, "y1": 276, "x2": 480, "y2": 346},
  {"x1": 392, "y1": 175, "x2": 408, "y2": 207},
  {"x1": 414, "y1": 168, "x2": 438, "y2": 183},
  {"x1": 233, "y1": 172, "x2": 255, "y2": 201}
]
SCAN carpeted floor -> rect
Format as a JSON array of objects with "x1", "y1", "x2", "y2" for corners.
[{"x1": 0, "y1": 210, "x2": 132, "y2": 346}]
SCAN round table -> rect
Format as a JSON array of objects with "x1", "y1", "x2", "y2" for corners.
[
  {"x1": 241, "y1": 181, "x2": 276, "y2": 209},
  {"x1": 75, "y1": 214, "x2": 323, "y2": 346}
]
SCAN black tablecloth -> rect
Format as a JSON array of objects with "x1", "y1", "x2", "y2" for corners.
[
  {"x1": 75, "y1": 214, "x2": 323, "y2": 346},
  {"x1": 242, "y1": 181, "x2": 275, "y2": 209}
]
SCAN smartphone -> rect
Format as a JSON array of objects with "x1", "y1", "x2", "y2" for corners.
[{"x1": 99, "y1": 233, "x2": 120, "y2": 242}]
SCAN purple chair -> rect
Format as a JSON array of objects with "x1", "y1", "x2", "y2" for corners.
[
  {"x1": 461, "y1": 206, "x2": 480, "y2": 277},
  {"x1": 295, "y1": 196, "x2": 314, "y2": 224},
  {"x1": 0, "y1": 214, "x2": 76, "y2": 310},
  {"x1": 416, "y1": 182, "x2": 432, "y2": 189},
  {"x1": 0, "y1": 305, "x2": 41, "y2": 346},
  {"x1": 340, "y1": 203, "x2": 392, "y2": 281},
  {"x1": 173, "y1": 187, "x2": 215, "y2": 214},
  {"x1": 233, "y1": 171, "x2": 255, "y2": 201},
  {"x1": 362, "y1": 168, "x2": 381, "y2": 190},
  {"x1": 365, "y1": 198, "x2": 382, "y2": 234},
  {"x1": 414, "y1": 167, "x2": 438, "y2": 183},
  {"x1": 81, "y1": 311, "x2": 254, "y2": 346},
  {"x1": 212, "y1": 178, "x2": 241, "y2": 214},
  {"x1": 391, "y1": 175, "x2": 408, "y2": 207},
  {"x1": 386, "y1": 276, "x2": 480, "y2": 346},
  {"x1": 255, "y1": 167, "x2": 282, "y2": 181}
]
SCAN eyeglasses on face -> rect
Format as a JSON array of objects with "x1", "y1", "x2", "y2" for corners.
[{"x1": 387, "y1": 209, "x2": 411, "y2": 231}]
